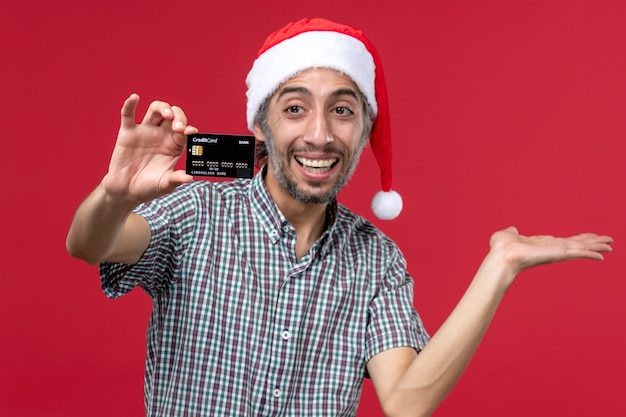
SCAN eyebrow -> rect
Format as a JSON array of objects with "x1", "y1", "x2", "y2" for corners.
[
  {"x1": 276, "y1": 86, "x2": 361, "y2": 102},
  {"x1": 332, "y1": 88, "x2": 360, "y2": 102},
  {"x1": 276, "y1": 86, "x2": 310, "y2": 101}
]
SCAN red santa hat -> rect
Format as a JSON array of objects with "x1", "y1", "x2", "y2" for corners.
[{"x1": 245, "y1": 17, "x2": 402, "y2": 220}]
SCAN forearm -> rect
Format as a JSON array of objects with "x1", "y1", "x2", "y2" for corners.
[
  {"x1": 372, "y1": 228, "x2": 611, "y2": 417},
  {"x1": 384, "y1": 249, "x2": 514, "y2": 417},
  {"x1": 66, "y1": 181, "x2": 147, "y2": 265}
]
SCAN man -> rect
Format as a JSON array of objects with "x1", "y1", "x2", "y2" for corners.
[{"x1": 66, "y1": 18, "x2": 612, "y2": 417}]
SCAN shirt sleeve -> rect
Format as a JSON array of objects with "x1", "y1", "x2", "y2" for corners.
[
  {"x1": 365, "y1": 247, "x2": 430, "y2": 363},
  {"x1": 99, "y1": 185, "x2": 200, "y2": 299}
]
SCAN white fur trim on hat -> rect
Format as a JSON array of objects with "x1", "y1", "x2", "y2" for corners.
[{"x1": 245, "y1": 31, "x2": 377, "y2": 131}]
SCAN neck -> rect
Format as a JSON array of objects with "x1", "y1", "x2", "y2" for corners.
[{"x1": 263, "y1": 167, "x2": 331, "y2": 258}]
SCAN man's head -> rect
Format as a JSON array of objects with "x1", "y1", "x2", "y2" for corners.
[
  {"x1": 245, "y1": 18, "x2": 403, "y2": 219},
  {"x1": 252, "y1": 75, "x2": 374, "y2": 171},
  {"x1": 253, "y1": 67, "x2": 373, "y2": 205}
]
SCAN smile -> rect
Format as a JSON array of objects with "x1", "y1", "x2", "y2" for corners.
[{"x1": 295, "y1": 156, "x2": 339, "y2": 173}]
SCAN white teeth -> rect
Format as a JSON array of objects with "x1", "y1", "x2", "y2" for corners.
[{"x1": 295, "y1": 156, "x2": 337, "y2": 168}]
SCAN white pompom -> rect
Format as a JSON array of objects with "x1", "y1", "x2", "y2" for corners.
[{"x1": 371, "y1": 190, "x2": 403, "y2": 220}]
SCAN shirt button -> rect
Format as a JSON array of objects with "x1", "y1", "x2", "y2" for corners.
[
  {"x1": 280, "y1": 330, "x2": 291, "y2": 340},
  {"x1": 273, "y1": 388, "x2": 282, "y2": 397}
]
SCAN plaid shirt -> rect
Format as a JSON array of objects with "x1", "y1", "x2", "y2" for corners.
[{"x1": 100, "y1": 170, "x2": 430, "y2": 417}]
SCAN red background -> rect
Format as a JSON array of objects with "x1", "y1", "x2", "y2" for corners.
[{"x1": 2, "y1": 0, "x2": 625, "y2": 416}]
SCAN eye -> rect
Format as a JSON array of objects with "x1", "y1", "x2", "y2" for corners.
[
  {"x1": 333, "y1": 106, "x2": 354, "y2": 116},
  {"x1": 285, "y1": 105, "x2": 304, "y2": 114}
]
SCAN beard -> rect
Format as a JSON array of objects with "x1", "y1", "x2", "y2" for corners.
[{"x1": 262, "y1": 125, "x2": 366, "y2": 204}]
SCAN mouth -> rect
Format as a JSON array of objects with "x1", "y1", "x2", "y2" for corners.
[{"x1": 294, "y1": 156, "x2": 339, "y2": 174}]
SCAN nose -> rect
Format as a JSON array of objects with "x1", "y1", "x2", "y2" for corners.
[{"x1": 303, "y1": 111, "x2": 332, "y2": 146}]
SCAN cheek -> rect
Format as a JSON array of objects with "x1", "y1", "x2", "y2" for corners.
[
  {"x1": 334, "y1": 123, "x2": 364, "y2": 149},
  {"x1": 272, "y1": 117, "x2": 307, "y2": 140}
]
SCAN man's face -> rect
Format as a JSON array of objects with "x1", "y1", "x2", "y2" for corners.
[{"x1": 254, "y1": 68, "x2": 369, "y2": 205}]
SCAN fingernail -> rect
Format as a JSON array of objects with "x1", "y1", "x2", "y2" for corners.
[{"x1": 174, "y1": 121, "x2": 184, "y2": 130}]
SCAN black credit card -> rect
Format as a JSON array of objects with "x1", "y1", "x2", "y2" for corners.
[{"x1": 186, "y1": 133, "x2": 255, "y2": 179}]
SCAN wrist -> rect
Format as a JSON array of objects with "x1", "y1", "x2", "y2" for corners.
[
  {"x1": 97, "y1": 179, "x2": 141, "y2": 214},
  {"x1": 477, "y1": 247, "x2": 519, "y2": 293}
]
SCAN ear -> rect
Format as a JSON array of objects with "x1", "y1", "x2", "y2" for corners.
[{"x1": 253, "y1": 122, "x2": 266, "y2": 142}]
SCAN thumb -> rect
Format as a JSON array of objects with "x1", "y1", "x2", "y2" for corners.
[
  {"x1": 505, "y1": 225, "x2": 519, "y2": 234},
  {"x1": 159, "y1": 170, "x2": 193, "y2": 194},
  {"x1": 490, "y1": 225, "x2": 520, "y2": 249}
]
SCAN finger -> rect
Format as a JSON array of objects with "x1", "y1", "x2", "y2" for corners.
[
  {"x1": 120, "y1": 93, "x2": 140, "y2": 130},
  {"x1": 600, "y1": 235, "x2": 614, "y2": 244},
  {"x1": 567, "y1": 235, "x2": 613, "y2": 252},
  {"x1": 184, "y1": 124, "x2": 199, "y2": 135},
  {"x1": 562, "y1": 239, "x2": 613, "y2": 262},
  {"x1": 586, "y1": 241, "x2": 613, "y2": 253},
  {"x1": 580, "y1": 252, "x2": 605, "y2": 261},
  {"x1": 569, "y1": 233, "x2": 601, "y2": 241},
  {"x1": 141, "y1": 100, "x2": 174, "y2": 126},
  {"x1": 564, "y1": 233, "x2": 614, "y2": 246},
  {"x1": 170, "y1": 105, "x2": 188, "y2": 133},
  {"x1": 580, "y1": 234, "x2": 614, "y2": 244}
]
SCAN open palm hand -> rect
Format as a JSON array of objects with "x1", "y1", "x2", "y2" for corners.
[{"x1": 490, "y1": 226, "x2": 613, "y2": 275}]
